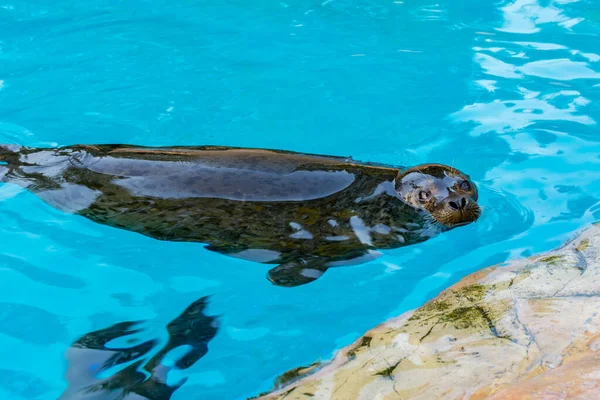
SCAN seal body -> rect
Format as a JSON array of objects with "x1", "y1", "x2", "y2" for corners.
[{"x1": 0, "y1": 144, "x2": 479, "y2": 286}]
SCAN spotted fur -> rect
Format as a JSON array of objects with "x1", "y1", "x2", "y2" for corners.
[{"x1": 0, "y1": 144, "x2": 480, "y2": 287}]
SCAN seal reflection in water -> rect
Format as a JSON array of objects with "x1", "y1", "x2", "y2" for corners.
[
  {"x1": 59, "y1": 297, "x2": 219, "y2": 400},
  {"x1": 0, "y1": 144, "x2": 481, "y2": 286}
]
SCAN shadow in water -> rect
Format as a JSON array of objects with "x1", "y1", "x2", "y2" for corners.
[{"x1": 59, "y1": 297, "x2": 219, "y2": 400}]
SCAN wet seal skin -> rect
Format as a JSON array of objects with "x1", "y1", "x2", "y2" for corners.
[
  {"x1": 58, "y1": 296, "x2": 219, "y2": 400},
  {"x1": 0, "y1": 144, "x2": 481, "y2": 287}
]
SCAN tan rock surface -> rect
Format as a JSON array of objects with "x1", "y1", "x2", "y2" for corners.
[{"x1": 253, "y1": 223, "x2": 600, "y2": 400}]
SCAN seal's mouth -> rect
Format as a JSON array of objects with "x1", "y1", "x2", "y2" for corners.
[{"x1": 431, "y1": 203, "x2": 481, "y2": 228}]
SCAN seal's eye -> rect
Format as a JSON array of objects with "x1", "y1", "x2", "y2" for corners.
[
  {"x1": 418, "y1": 190, "x2": 431, "y2": 202},
  {"x1": 459, "y1": 180, "x2": 471, "y2": 191}
]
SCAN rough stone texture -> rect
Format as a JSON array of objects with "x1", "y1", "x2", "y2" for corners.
[{"x1": 254, "y1": 223, "x2": 600, "y2": 400}]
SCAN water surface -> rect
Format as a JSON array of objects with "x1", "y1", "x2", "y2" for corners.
[{"x1": 0, "y1": 0, "x2": 599, "y2": 399}]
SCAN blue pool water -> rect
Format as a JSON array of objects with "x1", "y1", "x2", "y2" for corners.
[{"x1": 1, "y1": 0, "x2": 600, "y2": 399}]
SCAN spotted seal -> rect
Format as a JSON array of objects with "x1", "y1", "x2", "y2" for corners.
[{"x1": 0, "y1": 144, "x2": 481, "y2": 286}]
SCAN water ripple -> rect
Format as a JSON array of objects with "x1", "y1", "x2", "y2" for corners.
[{"x1": 0, "y1": 0, "x2": 598, "y2": 399}]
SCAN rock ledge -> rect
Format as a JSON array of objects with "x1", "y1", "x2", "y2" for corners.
[{"x1": 255, "y1": 223, "x2": 600, "y2": 400}]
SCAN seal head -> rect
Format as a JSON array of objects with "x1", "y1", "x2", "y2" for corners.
[{"x1": 396, "y1": 163, "x2": 480, "y2": 228}]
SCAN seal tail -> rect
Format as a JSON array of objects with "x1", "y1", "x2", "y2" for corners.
[
  {"x1": 0, "y1": 144, "x2": 23, "y2": 181},
  {"x1": 0, "y1": 144, "x2": 22, "y2": 164}
]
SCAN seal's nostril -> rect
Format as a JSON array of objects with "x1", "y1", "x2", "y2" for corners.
[
  {"x1": 461, "y1": 197, "x2": 467, "y2": 208},
  {"x1": 448, "y1": 201, "x2": 459, "y2": 210}
]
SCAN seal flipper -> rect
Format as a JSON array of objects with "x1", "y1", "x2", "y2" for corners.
[
  {"x1": 267, "y1": 259, "x2": 329, "y2": 287},
  {"x1": 143, "y1": 296, "x2": 219, "y2": 372},
  {"x1": 59, "y1": 296, "x2": 219, "y2": 400}
]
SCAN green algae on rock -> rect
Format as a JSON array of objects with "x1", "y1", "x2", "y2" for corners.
[
  {"x1": 254, "y1": 222, "x2": 600, "y2": 400},
  {"x1": 346, "y1": 336, "x2": 372, "y2": 360},
  {"x1": 273, "y1": 363, "x2": 322, "y2": 390}
]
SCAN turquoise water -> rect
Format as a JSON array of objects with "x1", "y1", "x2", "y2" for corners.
[{"x1": 1, "y1": 0, "x2": 599, "y2": 399}]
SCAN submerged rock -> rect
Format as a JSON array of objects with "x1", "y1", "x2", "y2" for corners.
[{"x1": 254, "y1": 223, "x2": 600, "y2": 399}]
